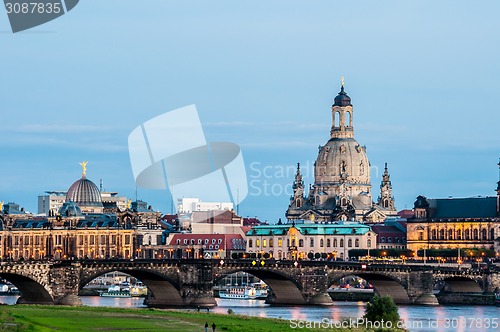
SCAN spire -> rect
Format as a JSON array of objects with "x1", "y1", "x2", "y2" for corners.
[
  {"x1": 378, "y1": 163, "x2": 395, "y2": 210},
  {"x1": 294, "y1": 162, "x2": 303, "y2": 188}
]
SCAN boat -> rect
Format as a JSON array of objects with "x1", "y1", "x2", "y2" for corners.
[
  {"x1": 129, "y1": 285, "x2": 148, "y2": 297},
  {"x1": 0, "y1": 284, "x2": 19, "y2": 295},
  {"x1": 219, "y1": 285, "x2": 257, "y2": 299},
  {"x1": 251, "y1": 281, "x2": 269, "y2": 299},
  {"x1": 99, "y1": 285, "x2": 131, "y2": 298}
]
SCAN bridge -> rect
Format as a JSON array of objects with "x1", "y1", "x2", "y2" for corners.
[{"x1": 0, "y1": 259, "x2": 498, "y2": 307}]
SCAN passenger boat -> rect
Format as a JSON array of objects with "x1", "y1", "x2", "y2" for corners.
[
  {"x1": 219, "y1": 285, "x2": 257, "y2": 299},
  {"x1": 99, "y1": 285, "x2": 131, "y2": 298},
  {"x1": 129, "y1": 285, "x2": 148, "y2": 297},
  {"x1": 251, "y1": 281, "x2": 269, "y2": 299}
]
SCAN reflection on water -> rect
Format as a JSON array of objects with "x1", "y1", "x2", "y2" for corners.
[{"x1": 1, "y1": 296, "x2": 498, "y2": 332}]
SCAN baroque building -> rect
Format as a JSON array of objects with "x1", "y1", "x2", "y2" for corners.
[
  {"x1": 286, "y1": 84, "x2": 397, "y2": 223},
  {"x1": 406, "y1": 161, "x2": 500, "y2": 257},
  {"x1": 0, "y1": 163, "x2": 162, "y2": 260}
]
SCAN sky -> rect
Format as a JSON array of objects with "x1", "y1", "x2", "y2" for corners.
[{"x1": 0, "y1": 1, "x2": 499, "y2": 222}]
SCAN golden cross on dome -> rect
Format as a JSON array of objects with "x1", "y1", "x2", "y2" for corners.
[
  {"x1": 0, "y1": 201, "x2": 3, "y2": 211},
  {"x1": 341, "y1": 76, "x2": 345, "y2": 87},
  {"x1": 79, "y1": 161, "x2": 88, "y2": 177}
]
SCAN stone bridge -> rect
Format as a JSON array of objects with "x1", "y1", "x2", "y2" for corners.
[{"x1": 0, "y1": 259, "x2": 498, "y2": 307}]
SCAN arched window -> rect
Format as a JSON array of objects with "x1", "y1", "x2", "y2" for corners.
[
  {"x1": 456, "y1": 229, "x2": 462, "y2": 240},
  {"x1": 310, "y1": 238, "x2": 314, "y2": 247},
  {"x1": 448, "y1": 229, "x2": 453, "y2": 240},
  {"x1": 298, "y1": 239, "x2": 303, "y2": 247},
  {"x1": 473, "y1": 229, "x2": 479, "y2": 240},
  {"x1": 481, "y1": 228, "x2": 487, "y2": 240},
  {"x1": 367, "y1": 239, "x2": 371, "y2": 248},
  {"x1": 327, "y1": 239, "x2": 331, "y2": 247},
  {"x1": 355, "y1": 239, "x2": 359, "y2": 247},
  {"x1": 384, "y1": 199, "x2": 389, "y2": 208},
  {"x1": 380, "y1": 237, "x2": 386, "y2": 243},
  {"x1": 269, "y1": 239, "x2": 274, "y2": 247},
  {"x1": 334, "y1": 111, "x2": 340, "y2": 127},
  {"x1": 296, "y1": 199, "x2": 301, "y2": 208},
  {"x1": 255, "y1": 239, "x2": 260, "y2": 247},
  {"x1": 333, "y1": 239, "x2": 338, "y2": 247},
  {"x1": 432, "y1": 229, "x2": 437, "y2": 240},
  {"x1": 439, "y1": 229, "x2": 445, "y2": 240},
  {"x1": 464, "y1": 229, "x2": 470, "y2": 240},
  {"x1": 491, "y1": 228, "x2": 495, "y2": 241},
  {"x1": 248, "y1": 239, "x2": 253, "y2": 248},
  {"x1": 345, "y1": 111, "x2": 351, "y2": 127},
  {"x1": 315, "y1": 196, "x2": 320, "y2": 205},
  {"x1": 341, "y1": 198, "x2": 347, "y2": 206},
  {"x1": 348, "y1": 239, "x2": 352, "y2": 247},
  {"x1": 320, "y1": 239, "x2": 324, "y2": 247},
  {"x1": 340, "y1": 239, "x2": 344, "y2": 247}
]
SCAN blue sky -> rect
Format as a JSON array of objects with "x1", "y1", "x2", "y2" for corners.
[{"x1": 0, "y1": 1, "x2": 499, "y2": 222}]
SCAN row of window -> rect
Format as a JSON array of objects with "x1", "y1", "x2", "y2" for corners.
[
  {"x1": 248, "y1": 237, "x2": 370, "y2": 248},
  {"x1": 176, "y1": 238, "x2": 223, "y2": 245},
  {"x1": 422, "y1": 228, "x2": 494, "y2": 241}
]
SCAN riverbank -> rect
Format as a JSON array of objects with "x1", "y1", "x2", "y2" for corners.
[{"x1": 0, "y1": 305, "x2": 377, "y2": 332}]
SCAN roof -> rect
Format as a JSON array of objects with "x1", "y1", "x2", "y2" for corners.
[
  {"x1": 246, "y1": 222, "x2": 373, "y2": 236},
  {"x1": 397, "y1": 209, "x2": 414, "y2": 219},
  {"x1": 168, "y1": 233, "x2": 245, "y2": 250},
  {"x1": 13, "y1": 219, "x2": 49, "y2": 229},
  {"x1": 191, "y1": 210, "x2": 242, "y2": 224},
  {"x1": 428, "y1": 196, "x2": 497, "y2": 219}
]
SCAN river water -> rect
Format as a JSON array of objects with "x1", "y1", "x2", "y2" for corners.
[{"x1": 1, "y1": 296, "x2": 498, "y2": 332}]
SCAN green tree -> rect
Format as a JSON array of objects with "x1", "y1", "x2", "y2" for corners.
[{"x1": 364, "y1": 295, "x2": 401, "y2": 329}]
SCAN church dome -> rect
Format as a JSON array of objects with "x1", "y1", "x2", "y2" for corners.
[
  {"x1": 315, "y1": 138, "x2": 370, "y2": 186},
  {"x1": 66, "y1": 176, "x2": 103, "y2": 208},
  {"x1": 333, "y1": 86, "x2": 352, "y2": 107}
]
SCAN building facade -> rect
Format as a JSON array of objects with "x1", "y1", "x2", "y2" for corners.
[
  {"x1": 286, "y1": 84, "x2": 397, "y2": 223},
  {"x1": 246, "y1": 221, "x2": 376, "y2": 260},
  {"x1": 407, "y1": 169, "x2": 500, "y2": 257}
]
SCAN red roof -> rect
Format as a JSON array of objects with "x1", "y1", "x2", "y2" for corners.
[
  {"x1": 168, "y1": 233, "x2": 245, "y2": 250},
  {"x1": 398, "y1": 209, "x2": 414, "y2": 219},
  {"x1": 192, "y1": 210, "x2": 242, "y2": 224}
]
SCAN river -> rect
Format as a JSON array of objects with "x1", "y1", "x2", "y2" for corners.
[{"x1": 0, "y1": 296, "x2": 498, "y2": 332}]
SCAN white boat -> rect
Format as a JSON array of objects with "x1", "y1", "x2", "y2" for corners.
[
  {"x1": 219, "y1": 285, "x2": 257, "y2": 299},
  {"x1": 99, "y1": 285, "x2": 131, "y2": 298},
  {"x1": 129, "y1": 285, "x2": 148, "y2": 297},
  {"x1": 251, "y1": 282, "x2": 269, "y2": 299}
]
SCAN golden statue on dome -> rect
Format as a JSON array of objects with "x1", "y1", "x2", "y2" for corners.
[
  {"x1": 79, "y1": 161, "x2": 88, "y2": 177},
  {"x1": 0, "y1": 201, "x2": 3, "y2": 211},
  {"x1": 126, "y1": 199, "x2": 132, "y2": 210}
]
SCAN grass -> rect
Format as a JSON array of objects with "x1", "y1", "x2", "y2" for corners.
[
  {"x1": 0, "y1": 305, "x2": 407, "y2": 332},
  {"x1": 0, "y1": 305, "x2": 342, "y2": 332}
]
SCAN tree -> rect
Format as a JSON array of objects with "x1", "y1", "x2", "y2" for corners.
[{"x1": 364, "y1": 295, "x2": 400, "y2": 328}]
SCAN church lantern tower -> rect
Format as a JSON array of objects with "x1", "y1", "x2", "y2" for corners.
[{"x1": 377, "y1": 163, "x2": 396, "y2": 211}]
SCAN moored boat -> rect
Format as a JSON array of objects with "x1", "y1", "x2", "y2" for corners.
[{"x1": 219, "y1": 285, "x2": 257, "y2": 299}]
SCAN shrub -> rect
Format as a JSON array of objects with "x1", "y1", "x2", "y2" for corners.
[{"x1": 364, "y1": 295, "x2": 400, "y2": 329}]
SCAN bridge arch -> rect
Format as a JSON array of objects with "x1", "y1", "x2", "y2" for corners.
[
  {"x1": 329, "y1": 271, "x2": 411, "y2": 304},
  {"x1": 438, "y1": 276, "x2": 483, "y2": 293},
  {"x1": 0, "y1": 272, "x2": 53, "y2": 305},
  {"x1": 215, "y1": 268, "x2": 307, "y2": 305},
  {"x1": 80, "y1": 268, "x2": 184, "y2": 306}
]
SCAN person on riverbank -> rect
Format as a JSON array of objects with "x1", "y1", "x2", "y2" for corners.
[
  {"x1": 204, "y1": 322, "x2": 208, "y2": 332},
  {"x1": 212, "y1": 322, "x2": 216, "y2": 331}
]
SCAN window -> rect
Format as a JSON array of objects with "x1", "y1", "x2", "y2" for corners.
[
  {"x1": 310, "y1": 238, "x2": 314, "y2": 247},
  {"x1": 465, "y1": 229, "x2": 470, "y2": 240},
  {"x1": 299, "y1": 239, "x2": 304, "y2": 247},
  {"x1": 448, "y1": 229, "x2": 453, "y2": 240},
  {"x1": 205, "y1": 239, "x2": 209, "y2": 244},
  {"x1": 418, "y1": 232, "x2": 424, "y2": 241},
  {"x1": 198, "y1": 239, "x2": 202, "y2": 244},
  {"x1": 473, "y1": 229, "x2": 479, "y2": 240},
  {"x1": 184, "y1": 239, "x2": 188, "y2": 245},
  {"x1": 333, "y1": 239, "x2": 338, "y2": 247},
  {"x1": 177, "y1": 239, "x2": 181, "y2": 245},
  {"x1": 320, "y1": 239, "x2": 324, "y2": 247},
  {"x1": 218, "y1": 239, "x2": 222, "y2": 244},
  {"x1": 296, "y1": 199, "x2": 301, "y2": 208},
  {"x1": 355, "y1": 239, "x2": 359, "y2": 247},
  {"x1": 24, "y1": 236, "x2": 29, "y2": 245},
  {"x1": 125, "y1": 235, "x2": 130, "y2": 245},
  {"x1": 340, "y1": 239, "x2": 344, "y2": 247},
  {"x1": 248, "y1": 239, "x2": 253, "y2": 248},
  {"x1": 327, "y1": 239, "x2": 331, "y2": 247},
  {"x1": 439, "y1": 229, "x2": 445, "y2": 240},
  {"x1": 269, "y1": 239, "x2": 274, "y2": 247},
  {"x1": 112, "y1": 235, "x2": 116, "y2": 245},
  {"x1": 100, "y1": 235, "x2": 105, "y2": 244},
  {"x1": 348, "y1": 239, "x2": 352, "y2": 247},
  {"x1": 381, "y1": 237, "x2": 386, "y2": 243},
  {"x1": 190, "y1": 239, "x2": 195, "y2": 245},
  {"x1": 278, "y1": 238, "x2": 282, "y2": 247},
  {"x1": 481, "y1": 229, "x2": 487, "y2": 240},
  {"x1": 263, "y1": 239, "x2": 267, "y2": 248},
  {"x1": 212, "y1": 239, "x2": 216, "y2": 244},
  {"x1": 367, "y1": 239, "x2": 371, "y2": 248},
  {"x1": 90, "y1": 235, "x2": 95, "y2": 245},
  {"x1": 431, "y1": 229, "x2": 437, "y2": 240},
  {"x1": 256, "y1": 239, "x2": 260, "y2": 247},
  {"x1": 456, "y1": 229, "x2": 462, "y2": 240},
  {"x1": 388, "y1": 237, "x2": 392, "y2": 243}
]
